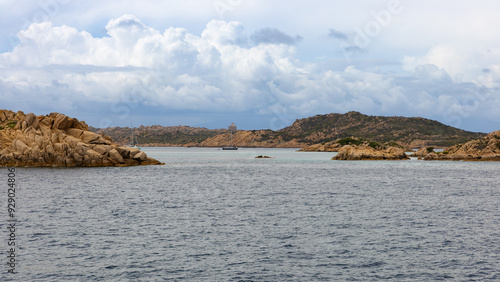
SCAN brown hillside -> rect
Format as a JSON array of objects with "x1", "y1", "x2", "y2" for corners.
[{"x1": 92, "y1": 112, "x2": 486, "y2": 148}]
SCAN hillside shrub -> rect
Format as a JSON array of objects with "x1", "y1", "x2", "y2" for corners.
[
  {"x1": 6, "y1": 121, "x2": 16, "y2": 129},
  {"x1": 385, "y1": 141, "x2": 404, "y2": 149},
  {"x1": 337, "y1": 137, "x2": 363, "y2": 146},
  {"x1": 426, "y1": 147, "x2": 434, "y2": 153}
]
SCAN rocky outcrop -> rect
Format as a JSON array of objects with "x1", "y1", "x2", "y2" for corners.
[
  {"x1": 332, "y1": 145, "x2": 409, "y2": 160},
  {"x1": 0, "y1": 110, "x2": 163, "y2": 167},
  {"x1": 423, "y1": 130, "x2": 500, "y2": 161},
  {"x1": 298, "y1": 141, "x2": 342, "y2": 152},
  {"x1": 301, "y1": 137, "x2": 409, "y2": 153},
  {"x1": 411, "y1": 147, "x2": 436, "y2": 159}
]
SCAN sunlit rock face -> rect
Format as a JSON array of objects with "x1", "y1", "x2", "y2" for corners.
[{"x1": 0, "y1": 109, "x2": 163, "y2": 167}]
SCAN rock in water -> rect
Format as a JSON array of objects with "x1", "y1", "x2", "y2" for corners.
[
  {"x1": 0, "y1": 109, "x2": 164, "y2": 167},
  {"x1": 332, "y1": 145, "x2": 409, "y2": 160}
]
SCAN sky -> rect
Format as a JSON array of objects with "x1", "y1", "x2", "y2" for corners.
[{"x1": 0, "y1": 0, "x2": 499, "y2": 132}]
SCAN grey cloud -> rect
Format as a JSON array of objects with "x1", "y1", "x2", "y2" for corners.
[
  {"x1": 329, "y1": 28, "x2": 366, "y2": 55},
  {"x1": 415, "y1": 64, "x2": 452, "y2": 82},
  {"x1": 115, "y1": 18, "x2": 145, "y2": 29},
  {"x1": 251, "y1": 28, "x2": 302, "y2": 45},
  {"x1": 2, "y1": 17, "x2": 499, "y2": 132},
  {"x1": 328, "y1": 29, "x2": 349, "y2": 41},
  {"x1": 344, "y1": 46, "x2": 364, "y2": 54}
]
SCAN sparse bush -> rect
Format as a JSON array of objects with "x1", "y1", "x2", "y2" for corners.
[
  {"x1": 385, "y1": 141, "x2": 404, "y2": 149},
  {"x1": 369, "y1": 141, "x2": 380, "y2": 149},
  {"x1": 476, "y1": 141, "x2": 487, "y2": 150},
  {"x1": 6, "y1": 121, "x2": 16, "y2": 129},
  {"x1": 426, "y1": 147, "x2": 434, "y2": 153},
  {"x1": 337, "y1": 137, "x2": 363, "y2": 146}
]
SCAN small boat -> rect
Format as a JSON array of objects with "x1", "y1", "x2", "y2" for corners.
[{"x1": 222, "y1": 123, "x2": 238, "y2": 150}]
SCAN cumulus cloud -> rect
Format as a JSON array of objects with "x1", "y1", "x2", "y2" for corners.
[
  {"x1": 403, "y1": 45, "x2": 500, "y2": 88},
  {"x1": 0, "y1": 15, "x2": 499, "y2": 131}
]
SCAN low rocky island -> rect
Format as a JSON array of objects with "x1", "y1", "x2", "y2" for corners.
[
  {"x1": 330, "y1": 138, "x2": 409, "y2": 160},
  {"x1": 0, "y1": 110, "x2": 163, "y2": 167},
  {"x1": 418, "y1": 130, "x2": 500, "y2": 161},
  {"x1": 333, "y1": 145, "x2": 409, "y2": 160},
  {"x1": 299, "y1": 137, "x2": 410, "y2": 153},
  {"x1": 255, "y1": 155, "x2": 273, "y2": 159}
]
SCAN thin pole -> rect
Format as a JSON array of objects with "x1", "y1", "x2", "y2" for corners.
[{"x1": 230, "y1": 127, "x2": 233, "y2": 146}]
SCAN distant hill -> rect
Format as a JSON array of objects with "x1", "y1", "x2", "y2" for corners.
[
  {"x1": 92, "y1": 125, "x2": 228, "y2": 146},
  {"x1": 275, "y1": 111, "x2": 486, "y2": 147},
  {"x1": 92, "y1": 112, "x2": 487, "y2": 148}
]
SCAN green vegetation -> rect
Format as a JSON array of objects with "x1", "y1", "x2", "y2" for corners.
[
  {"x1": 385, "y1": 141, "x2": 405, "y2": 149},
  {"x1": 426, "y1": 147, "x2": 434, "y2": 153},
  {"x1": 337, "y1": 137, "x2": 363, "y2": 146},
  {"x1": 278, "y1": 111, "x2": 485, "y2": 147},
  {"x1": 476, "y1": 141, "x2": 487, "y2": 150},
  {"x1": 368, "y1": 141, "x2": 380, "y2": 149},
  {"x1": 0, "y1": 121, "x2": 17, "y2": 130},
  {"x1": 6, "y1": 121, "x2": 16, "y2": 129},
  {"x1": 497, "y1": 142, "x2": 500, "y2": 149}
]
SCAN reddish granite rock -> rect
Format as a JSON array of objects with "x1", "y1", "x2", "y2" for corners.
[
  {"x1": 332, "y1": 145, "x2": 409, "y2": 160},
  {"x1": 0, "y1": 109, "x2": 163, "y2": 167},
  {"x1": 423, "y1": 130, "x2": 500, "y2": 161}
]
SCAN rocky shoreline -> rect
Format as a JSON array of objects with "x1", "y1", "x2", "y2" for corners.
[
  {"x1": 298, "y1": 141, "x2": 343, "y2": 152},
  {"x1": 2, "y1": 109, "x2": 498, "y2": 164},
  {"x1": 327, "y1": 131, "x2": 500, "y2": 161},
  {"x1": 332, "y1": 145, "x2": 409, "y2": 160},
  {"x1": 0, "y1": 110, "x2": 163, "y2": 167},
  {"x1": 412, "y1": 130, "x2": 500, "y2": 161}
]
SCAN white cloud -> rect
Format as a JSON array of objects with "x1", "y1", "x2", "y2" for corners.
[
  {"x1": 0, "y1": 14, "x2": 499, "y2": 132},
  {"x1": 403, "y1": 45, "x2": 500, "y2": 89}
]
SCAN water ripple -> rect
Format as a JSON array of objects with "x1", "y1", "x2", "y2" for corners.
[{"x1": 6, "y1": 148, "x2": 500, "y2": 281}]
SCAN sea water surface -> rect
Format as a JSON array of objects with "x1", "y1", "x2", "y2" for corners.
[{"x1": 4, "y1": 147, "x2": 500, "y2": 281}]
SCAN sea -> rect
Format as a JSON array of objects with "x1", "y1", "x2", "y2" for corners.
[{"x1": 3, "y1": 147, "x2": 500, "y2": 281}]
